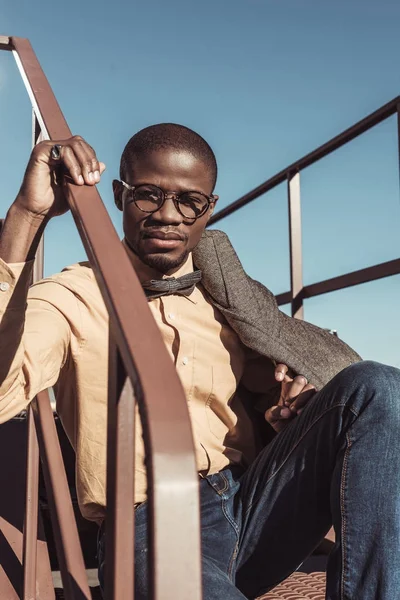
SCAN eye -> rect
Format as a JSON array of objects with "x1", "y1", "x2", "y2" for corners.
[
  {"x1": 180, "y1": 193, "x2": 207, "y2": 206},
  {"x1": 134, "y1": 185, "x2": 162, "y2": 205},
  {"x1": 178, "y1": 192, "x2": 209, "y2": 218}
]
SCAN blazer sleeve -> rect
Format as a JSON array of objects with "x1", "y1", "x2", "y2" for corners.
[{"x1": 249, "y1": 277, "x2": 361, "y2": 390}]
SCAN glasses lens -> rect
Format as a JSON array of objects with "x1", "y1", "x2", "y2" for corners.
[
  {"x1": 133, "y1": 185, "x2": 163, "y2": 212},
  {"x1": 178, "y1": 192, "x2": 209, "y2": 219}
]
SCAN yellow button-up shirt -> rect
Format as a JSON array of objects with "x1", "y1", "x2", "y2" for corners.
[{"x1": 0, "y1": 244, "x2": 258, "y2": 523}]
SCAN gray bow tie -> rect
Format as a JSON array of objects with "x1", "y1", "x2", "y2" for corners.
[{"x1": 142, "y1": 270, "x2": 202, "y2": 300}]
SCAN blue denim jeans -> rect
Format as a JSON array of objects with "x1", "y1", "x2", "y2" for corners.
[{"x1": 98, "y1": 361, "x2": 400, "y2": 599}]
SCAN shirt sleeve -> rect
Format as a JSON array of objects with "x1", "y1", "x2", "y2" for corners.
[{"x1": 0, "y1": 258, "x2": 75, "y2": 423}]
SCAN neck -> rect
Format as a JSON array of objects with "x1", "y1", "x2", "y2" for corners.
[{"x1": 122, "y1": 238, "x2": 194, "y2": 282}]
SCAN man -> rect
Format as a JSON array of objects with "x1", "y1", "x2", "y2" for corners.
[{"x1": 0, "y1": 124, "x2": 399, "y2": 600}]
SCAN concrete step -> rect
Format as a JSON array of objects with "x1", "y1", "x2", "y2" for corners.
[{"x1": 53, "y1": 569, "x2": 101, "y2": 599}]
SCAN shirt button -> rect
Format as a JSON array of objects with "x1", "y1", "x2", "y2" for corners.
[
  {"x1": 0, "y1": 282, "x2": 10, "y2": 292},
  {"x1": 168, "y1": 313, "x2": 176, "y2": 320},
  {"x1": 182, "y1": 357, "x2": 189, "y2": 366}
]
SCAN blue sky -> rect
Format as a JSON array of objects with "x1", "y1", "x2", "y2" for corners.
[{"x1": 0, "y1": 0, "x2": 399, "y2": 367}]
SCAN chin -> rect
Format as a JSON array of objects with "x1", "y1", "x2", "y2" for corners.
[{"x1": 142, "y1": 251, "x2": 189, "y2": 274}]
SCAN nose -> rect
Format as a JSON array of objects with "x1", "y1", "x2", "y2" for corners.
[{"x1": 151, "y1": 195, "x2": 183, "y2": 224}]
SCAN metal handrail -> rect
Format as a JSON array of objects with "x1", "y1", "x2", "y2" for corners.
[
  {"x1": 209, "y1": 96, "x2": 400, "y2": 317},
  {"x1": 22, "y1": 116, "x2": 52, "y2": 600},
  {"x1": 3, "y1": 31, "x2": 398, "y2": 599},
  {"x1": 209, "y1": 96, "x2": 400, "y2": 224},
  {"x1": 274, "y1": 257, "x2": 400, "y2": 306},
  {"x1": 0, "y1": 35, "x2": 202, "y2": 599}
]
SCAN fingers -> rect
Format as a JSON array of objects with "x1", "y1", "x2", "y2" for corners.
[
  {"x1": 35, "y1": 136, "x2": 106, "y2": 186},
  {"x1": 280, "y1": 374, "x2": 309, "y2": 405},
  {"x1": 291, "y1": 375, "x2": 309, "y2": 397},
  {"x1": 58, "y1": 146, "x2": 85, "y2": 185},
  {"x1": 68, "y1": 136, "x2": 101, "y2": 185},
  {"x1": 270, "y1": 405, "x2": 292, "y2": 420},
  {"x1": 267, "y1": 372, "x2": 318, "y2": 433},
  {"x1": 264, "y1": 404, "x2": 294, "y2": 433},
  {"x1": 265, "y1": 386, "x2": 317, "y2": 433},
  {"x1": 290, "y1": 386, "x2": 317, "y2": 414},
  {"x1": 275, "y1": 363, "x2": 289, "y2": 382}
]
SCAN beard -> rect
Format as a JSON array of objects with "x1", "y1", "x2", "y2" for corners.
[
  {"x1": 126, "y1": 237, "x2": 190, "y2": 275},
  {"x1": 140, "y1": 248, "x2": 191, "y2": 274}
]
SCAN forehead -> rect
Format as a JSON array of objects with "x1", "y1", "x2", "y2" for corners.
[{"x1": 126, "y1": 148, "x2": 213, "y2": 193}]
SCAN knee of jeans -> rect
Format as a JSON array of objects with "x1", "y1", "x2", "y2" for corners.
[{"x1": 339, "y1": 360, "x2": 400, "y2": 419}]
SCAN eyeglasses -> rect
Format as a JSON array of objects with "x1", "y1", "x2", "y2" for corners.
[{"x1": 120, "y1": 181, "x2": 217, "y2": 221}]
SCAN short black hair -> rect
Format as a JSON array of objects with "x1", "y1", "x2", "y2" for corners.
[{"x1": 119, "y1": 123, "x2": 218, "y2": 190}]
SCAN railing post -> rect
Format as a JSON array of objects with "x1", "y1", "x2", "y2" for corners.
[
  {"x1": 397, "y1": 103, "x2": 400, "y2": 195},
  {"x1": 22, "y1": 114, "x2": 47, "y2": 600},
  {"x1": 32, "y1": 113, "x2": 46, "y2": 283},
  {"x1": 21, "y1": 409, "x2": 40, "y2": 600},
  {"x1": 32, "y1": 391, "x2": 92, "y2": 600},
  {"x1": 287, "y1": 171, "x2": 304, "y2": 319},
  {"x1": 105, "y1": 339, "x2": 135, "y2": 600}
]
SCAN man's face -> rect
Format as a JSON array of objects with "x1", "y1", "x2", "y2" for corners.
[{"x1": 114, "y1": 148, "x2": 217, "y2": 275}]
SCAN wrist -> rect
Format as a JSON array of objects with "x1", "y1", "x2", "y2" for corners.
[
  {"x1": 0, "y1": 203, "x2": 48, "y2": 264},
  {"x1": 10, "y1": 200, "x2": 49, "y2": 228}
]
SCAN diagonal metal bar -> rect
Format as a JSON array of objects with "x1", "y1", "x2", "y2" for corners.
[
  {"x1": 22, "y1": 115, "x2": 48, "y2": 600},
  {"x1": 8, "y1": 36, "x2": 202, "y2": 599},
  {"x1": 32, "y1": 391, "x2": 91, "y2": 600}
]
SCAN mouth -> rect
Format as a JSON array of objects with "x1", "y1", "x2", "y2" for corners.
[{"x1": 142, "y1": 230, "x2": 185, "y2": 251}]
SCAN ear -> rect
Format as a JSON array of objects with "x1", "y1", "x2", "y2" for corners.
[
  {"x1": 207, "y1": 195, "x2": 219, "y2": 220},
  {"x1": 113, "y1": 179, "x2": 123, "y2": 211}
]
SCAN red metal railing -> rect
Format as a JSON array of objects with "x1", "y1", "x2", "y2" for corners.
[
  {"x1": 2, "y1": 33, "x2": 399, "y2": 600},
  {"x1": 0, "y1": 35, "x2": 202, "y2": 600},
  {"x1": 209, "y1": 96, "x2": 400, "y2": 318}
]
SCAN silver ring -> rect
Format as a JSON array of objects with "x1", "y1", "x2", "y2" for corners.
[{"x1": 50, "y1": 144, "x2": 62, "y2": 160}]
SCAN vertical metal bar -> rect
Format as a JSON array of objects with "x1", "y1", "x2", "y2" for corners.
[
  {"x1": 105, "y1": 337, "x2": 135, "y2": 600},
  {"x1": 12, "y1": 50, "x2": 50, "y2": 138},
  {"x1": 21, "y1": 410, "x2": 40, "y2": 600},
  {"x1": 33, "y1": 237, "x2": 45, "y2": 284},
  {"x1": 32, "y1": 390, "x2": 91, "y2": 600},
  {"x1": 287, "y1": 171, "x2": 304, "y2": 319},
  {"x1": 397, "y1": 103, "x2": 400, "y2": 195},
  {"x1": 32, "y1": 113, "x2": 46, "y2": 283},
  {"x1": 21, "y1": 114, "x2": 46, "y2": 600}
]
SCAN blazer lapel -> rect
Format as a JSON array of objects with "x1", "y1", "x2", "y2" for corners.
[{"x1": 194, "y1": 229, "x2": 279, "y2": 349}]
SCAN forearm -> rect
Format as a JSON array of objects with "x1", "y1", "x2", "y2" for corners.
[{"x1": 0, "y1": 202, "x2": 48, "y2": 263}]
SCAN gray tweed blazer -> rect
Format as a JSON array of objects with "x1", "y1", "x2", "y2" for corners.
[{"x1": 193, "y1": 229, "x2": 361, "y2": 392}]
